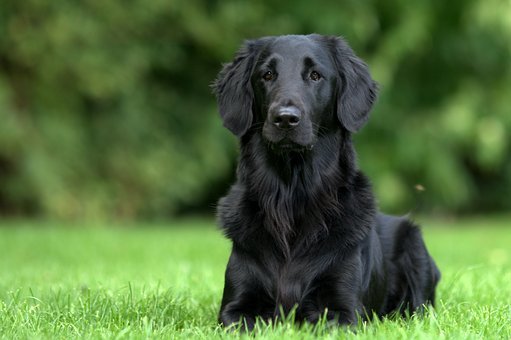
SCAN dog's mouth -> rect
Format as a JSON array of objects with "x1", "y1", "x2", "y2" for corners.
[
  {"x1": 269, "y1": 139, "x2": 314, "y2": 153},
  {"x1": 262, "y1": 121, "x2": 316, "y2": 153}
]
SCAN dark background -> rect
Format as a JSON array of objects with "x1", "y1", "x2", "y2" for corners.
[{"x1": 1, "y1": 0, "x2": 510, "y2": 220}]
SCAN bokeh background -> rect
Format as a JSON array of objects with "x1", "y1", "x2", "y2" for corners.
[{"x1": 1, "y1": 0, "x2": 510, "y2": 221}]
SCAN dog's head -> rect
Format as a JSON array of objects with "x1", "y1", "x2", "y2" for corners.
[{"x1": 213, "y1": 35, "x2": 378, "y2": 152}]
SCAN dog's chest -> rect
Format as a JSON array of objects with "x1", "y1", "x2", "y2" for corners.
[{"x1": 262, "y1": 252, "x2": 317, "y2": 312}]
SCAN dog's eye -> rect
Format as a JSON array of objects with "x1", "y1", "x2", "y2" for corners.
[
  {"x1": 309, "y1": 71, "x2": 321, "y2": 81},
  {"x1": 263, "y1": 71, "x2": 274, "y2": 81}
]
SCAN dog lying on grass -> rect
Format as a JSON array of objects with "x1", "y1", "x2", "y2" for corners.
[{"x1": 213, "y1": 34, "x2": 440, "y2": 330}]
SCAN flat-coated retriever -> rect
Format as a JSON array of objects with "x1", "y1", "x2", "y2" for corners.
[{"x1": 213, "y1": 34, "x2": 440, "y2": 329}]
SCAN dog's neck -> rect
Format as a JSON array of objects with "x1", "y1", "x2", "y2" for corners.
[
  {"x1": 239, "y1": 130, "x2": 356, "y2": 189},
  {"x1": 237, "y1": 130, "x2": 362, "y2": 256}
]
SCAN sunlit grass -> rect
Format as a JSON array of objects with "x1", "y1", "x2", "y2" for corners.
[{"x1": 0, "y1": 217, "x2": 510, "y2": 338}]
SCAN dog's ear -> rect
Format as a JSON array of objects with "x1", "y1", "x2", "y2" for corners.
[
  {"x1": 212, "y1": 39, "x2": 263, "y2": 137},
  {"x1": 330, "y1": 36, "x2": 378, "y2": 132}
]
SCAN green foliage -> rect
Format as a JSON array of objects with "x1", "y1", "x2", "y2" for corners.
[
  {"x1": 0, "y1": 0, "x2": 510, "y2": 218},
  {"x1": 0, "y1": 219, "x2": 510, "y2": 338}
]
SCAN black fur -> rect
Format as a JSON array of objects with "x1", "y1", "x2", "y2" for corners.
[{"x1": 213, "y1": 34, "x2": 440, "y2": 330}]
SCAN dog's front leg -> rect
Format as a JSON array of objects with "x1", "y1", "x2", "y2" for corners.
[
  {"x1": 220, "y1": 300, "x2": 256, "y2": 331},
  {"x1": 302, "y1": 249, "x2": 364, "y2": 325},
  {"x1": 218, "y1": 251, "x2": 270, "y2": 331}
]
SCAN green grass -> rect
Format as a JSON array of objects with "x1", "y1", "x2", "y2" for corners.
[{"x1": 1, "y1": 217, "x2": 510, "y2": 339}]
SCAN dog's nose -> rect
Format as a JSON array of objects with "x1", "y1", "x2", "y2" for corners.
[{"x1": 272, "y1": 107, "x2": 301, "y2": 129}]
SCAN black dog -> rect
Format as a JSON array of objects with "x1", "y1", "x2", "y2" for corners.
[{"x1": 213, "y1": 34, "x2": 440, "y2": 329}]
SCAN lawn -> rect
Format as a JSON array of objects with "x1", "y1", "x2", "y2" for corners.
[{"x1": 1, "y1": 217, "x2": 510, "y2": 339}]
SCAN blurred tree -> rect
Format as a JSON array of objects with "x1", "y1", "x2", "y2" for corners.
[{"x1": 0, "y1": 0, "x2": 509, "y2": 219}]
